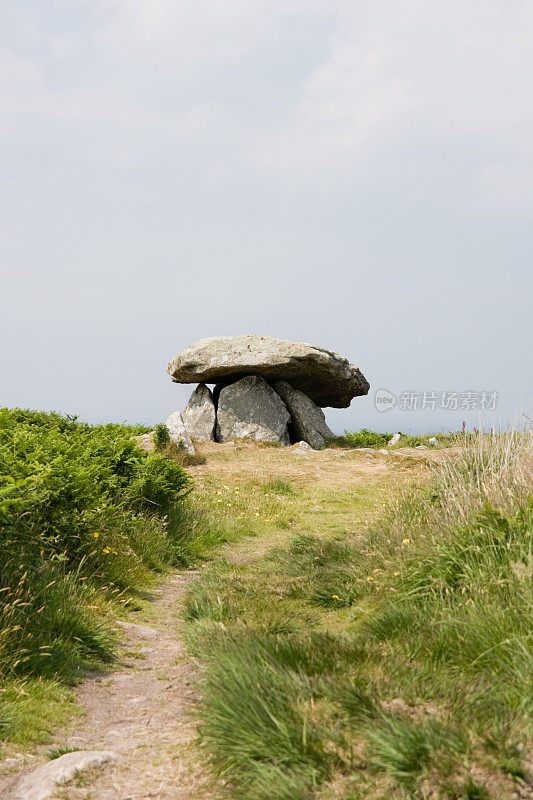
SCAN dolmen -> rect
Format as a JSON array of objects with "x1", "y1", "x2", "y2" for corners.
[{"x1": 165, "y1": 335, "x2": 369, "y2": 451}]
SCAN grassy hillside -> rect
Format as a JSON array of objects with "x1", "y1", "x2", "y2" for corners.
[
  {"x1": 184, "y1": 434, "x2": 532, "y2": 800},
  {"x1": 1, "y1": 414, "x2": 530, "y2": 798}
]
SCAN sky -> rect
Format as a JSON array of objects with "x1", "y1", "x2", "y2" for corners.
[{"x1": 1, "y1": 0, "x2": 532, "y2": 434}]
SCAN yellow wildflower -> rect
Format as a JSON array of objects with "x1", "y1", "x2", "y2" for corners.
[
  {"x1": 331, "y1": 594, "x2": 340, "y2": 600},
  {"x1": 93, "y1": 532, "x2": 100, "y2": 539},
  {"x1": 394, "y1": 571, "x2": 400, "y2": 576},
  {"x1": 103, "y1": 547, "x2": 111, "y2": 554},
  {"x1": 402, "y1": 538, "x2": 410, "y2": 544},
  {"x1": 366, "y1": 576, "x2": 374, "y2": 581}
]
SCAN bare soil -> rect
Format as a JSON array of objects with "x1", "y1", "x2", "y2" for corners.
[{"x1": 53, "y1": 571, "x2": 209, "y2": 800}]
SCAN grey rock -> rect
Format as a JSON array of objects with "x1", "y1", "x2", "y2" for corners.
[
  {"x1": 182, "y1": 384, "x2": 216, "y2": 441},
  {"x1": 428, "y1": 437, "x2": 438, "y2": 446},
  {"x1": 388, "y1": 432, "x2": 401, "y2": 446},
  {"x1": 216, "y1": 375, "x2": 290, "y2": 444},
  {"x1": 416, "y1": 444, "x2": 429, "y2": 450},
  {"x1": 295, "y1": 440, "x2": 313, "y2": 452},
  {"x1": 10, "y1": 751, "x2": 120, "y2": 800},
  {"x1": 274, "y1": 381, "x2": 334, "y2": 449},
  {"x1": 167, "y1": 335, "x2": 369, "y2": 408},
  {"x1": 165, "y1": 411, "x2": 196, "y2": 454}
]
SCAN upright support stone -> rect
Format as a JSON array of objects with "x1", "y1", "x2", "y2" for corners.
[
  {"x1": 274, "y1": 381, "x2": 335, "y2": 449},
  {"x1": 182, "y1": 384, "x2": 216, "y2": 441},
  {"x1": 216, "y1": 375, "x2": 290, "y2": 444},
  {"x1": 165, "y1": 411, "x2": 196, "y2": 454}
]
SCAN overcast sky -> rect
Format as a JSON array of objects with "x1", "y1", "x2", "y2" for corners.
[{"x1": 1, "y1": 1, "x2": 532, "y2": 434}]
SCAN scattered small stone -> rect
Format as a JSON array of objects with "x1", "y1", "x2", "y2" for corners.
[
  {"x1": 9, "y1": 751, "x2": 121, "y2": 800},
  {"x1": 428, "y1": 437, "x2": 438, "y2": 446},
  {"x1": 379, "y1": 449, "x2": 389, "y2": 455},
  {"x1": 388, "y1": 432, "x2": 401, "y2": 446},
  {"x1": 416, "y1": 445, "x2": 429, "y2": 450},
  {"x1": 296, "y1": 441, "x2": 313, "y2": 451}
]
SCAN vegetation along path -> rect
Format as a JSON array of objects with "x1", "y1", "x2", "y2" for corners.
[
  {"x1": 60, "y1": 442, "x2": 435, "y2": 799},
  {"x1": 2, "y1": 431, "x2": 531, "y2": 800},
  {"x1": 0, "y1": 438, "x2": 419, "y2": 799}
]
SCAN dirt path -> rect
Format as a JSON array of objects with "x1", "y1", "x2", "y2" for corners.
[{"x1": 50, "y1": 572, "x2": 209, "y2": 800}]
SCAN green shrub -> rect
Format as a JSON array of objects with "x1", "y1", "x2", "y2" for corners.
[
  {"x1": 153, "y1": 423, "x2": 170, "y2": 450},
  {"x1": 0, "y1": 408, "x2": 189, "y2": 706},
  {"x1": 337, "y1": 428, "x2": 393, "y2": 448}
]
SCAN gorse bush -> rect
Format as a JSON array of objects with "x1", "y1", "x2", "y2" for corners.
[{"x1": 0, "y1": 407, "x2": 192, "y2": 737}]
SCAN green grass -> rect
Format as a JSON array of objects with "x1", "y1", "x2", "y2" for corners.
[
  {"x1": 261, "y1": 477, "x2": 295, "y2": 495},
  {"x1": 46, "y1": 744, "x2": 81, "y2": 760},
  {"x1": 327, "y1": 428, "x2": 467, "y2": 449},
  {"x1": 184, "y1": 432, "x2": 532, "y2": 799},
  {"x1": 397, "y1": 431, "x2": 463, "y2": 447},
  {"x1": 0, "y1": 677, "x2": 76, "y2": 748},
  {"x1": 329, "y1": 428, "x2": 394, "y2": 448}
]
